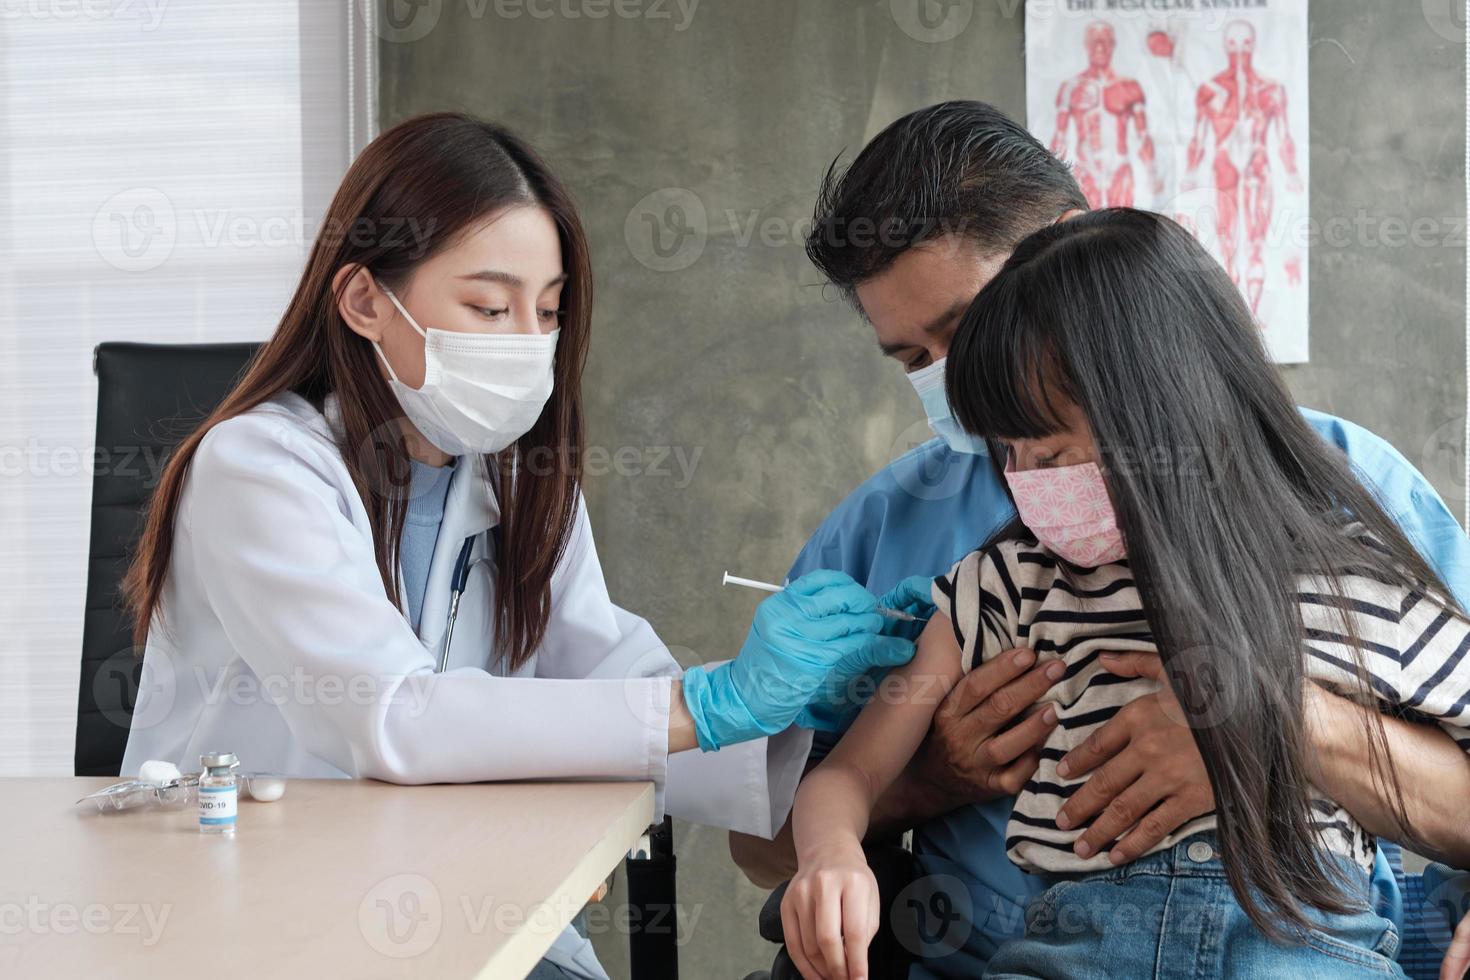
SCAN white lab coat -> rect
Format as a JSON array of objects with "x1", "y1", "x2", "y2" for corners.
[{"x1": 120, "y1": 392, "x2": 809, "y2": 977}]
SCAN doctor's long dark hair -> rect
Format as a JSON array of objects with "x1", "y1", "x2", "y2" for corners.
[
  {"x1": 947, "y1": 208, "x2": 1455, "y2": 936},
  {"x1": 125, "y1": 113, "x2": 590, "y2": 670}
]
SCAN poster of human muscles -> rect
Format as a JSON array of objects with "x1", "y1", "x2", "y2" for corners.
[{"x1": 1026, "y1": 0, "x2": 1310, "y2": 363}]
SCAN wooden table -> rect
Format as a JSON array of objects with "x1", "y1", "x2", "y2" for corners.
[{"x1": 0, "y1": 777, "x2": 654, "y2": 979}]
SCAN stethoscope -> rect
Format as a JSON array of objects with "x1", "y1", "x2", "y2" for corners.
[{"x1": 436, "y1": 531, "x2": 496, "y2": 673}]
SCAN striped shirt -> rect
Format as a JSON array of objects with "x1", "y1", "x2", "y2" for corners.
[{"x1": 931, "y1": 530, "x2": 1470, "y2": 875}]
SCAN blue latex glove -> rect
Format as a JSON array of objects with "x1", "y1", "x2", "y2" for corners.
[
  {"x1": 682, "y1": 569, "x2": 917, "y2": 751},
  {"x1": 795, "y1": 574, "x2": 939, "y2": 732}
]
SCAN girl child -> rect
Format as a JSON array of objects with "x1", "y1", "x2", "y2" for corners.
[{"x1": 780, "y1": 208, "x2": 1470, "y2": 980}]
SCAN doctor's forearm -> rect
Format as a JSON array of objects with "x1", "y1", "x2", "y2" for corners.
[
  {"x1": 666, "y1": 679, "x2": 701, "y2": 755},
  {"x1": 1306, "y1": 684, "x2": 1470, "y2": 868}
]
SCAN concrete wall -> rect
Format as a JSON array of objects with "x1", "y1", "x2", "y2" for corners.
[{"x1": 378, "y1": 2, "x2": 1466, "y2": 975}]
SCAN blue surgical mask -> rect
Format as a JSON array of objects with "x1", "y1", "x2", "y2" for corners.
[{"x1": 906, "y1": 358, "x2": 990, "y2": 456}]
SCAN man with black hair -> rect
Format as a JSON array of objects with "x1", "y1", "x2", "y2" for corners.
[{"x1": 729, "y1": 100, "x2": 1470, "y2": 978}]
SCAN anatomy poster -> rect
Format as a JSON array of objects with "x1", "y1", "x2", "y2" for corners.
[{"x1": 1026, "y1": 1, "x2": 1310, "y2": 363}]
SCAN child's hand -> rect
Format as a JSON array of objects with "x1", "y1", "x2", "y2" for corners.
[
  {"x1": 780, "y1": 844, "x2": 880, "y2": 980},
  {"x1": 1443, "y1": 907, "x2": 1470, "y2": 980}
]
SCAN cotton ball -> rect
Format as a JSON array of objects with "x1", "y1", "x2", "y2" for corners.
[
  {"x1": 248, "y1": 777, "x2": 286, "y2": 802},
  {"x1": 138, "y1": 760, "x2": 182, "y2": 787}
]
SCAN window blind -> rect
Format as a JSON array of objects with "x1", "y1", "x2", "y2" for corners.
[{"x1": 0, "y1": 0, "x2": 375, "y2": 774}]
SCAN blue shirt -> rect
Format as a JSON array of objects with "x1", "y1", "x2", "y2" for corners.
[
  {"x1": 786, "y1": 408, "x2": 1470, "y2": 977},
  {"x1": 401, "y1": 459, "x2": 454, "y2": 633}
]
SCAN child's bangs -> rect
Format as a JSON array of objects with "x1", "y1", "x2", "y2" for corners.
[{"x1": 956, "y1": 302, "x2": 1076, "y2": 443}]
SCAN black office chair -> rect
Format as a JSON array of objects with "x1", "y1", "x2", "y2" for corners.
[
  {"x1": 77, "y1": 342, "x2": 262, "y2": 777},
  {"x1": 76, "y1": 341, "x2": 680, "y2": 975}
]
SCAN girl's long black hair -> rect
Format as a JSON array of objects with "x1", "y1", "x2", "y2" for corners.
[{"x1": 947, "y1": 207, "x2": 1456, "y2": 936}]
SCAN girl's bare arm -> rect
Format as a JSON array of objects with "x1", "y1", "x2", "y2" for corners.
[{"x1": 791, "y1": 614, "x2": 967, "y2": 864}]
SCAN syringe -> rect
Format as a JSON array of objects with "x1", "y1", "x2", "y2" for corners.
[{"x1": 721, "y1": 571, "x2": 919, "y2": 621}]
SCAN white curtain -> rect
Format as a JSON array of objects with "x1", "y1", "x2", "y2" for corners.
[{"x1": 0, "y1": 1, "x2": 376, "y2": 775}]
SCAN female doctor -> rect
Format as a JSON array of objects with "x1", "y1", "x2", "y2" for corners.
[{"x1": 118, "y1": 113, "x2": 915, "y2": 979}]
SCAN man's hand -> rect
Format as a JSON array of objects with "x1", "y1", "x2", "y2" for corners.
[
  {"x1": 910, "y1": 647, "x2": 1063, "y2": 805},
  {"x1": 1053, "y1": 651, "x2": 1215, "y2": 864}
]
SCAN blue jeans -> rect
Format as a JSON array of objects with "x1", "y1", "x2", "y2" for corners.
[
  {"x1": 525, "y1": 911, "x2": 603, "y2": 980},
  {"x1": 525, "y1": 961, "x2": 578, "y2": 980},
  {"x1": 984, "y1": 833, "x2": 1404, "y2": 979}
]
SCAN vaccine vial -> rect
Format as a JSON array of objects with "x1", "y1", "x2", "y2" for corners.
[{"x1": 199, "y1": 752, "x2": 239, "y2": 835}]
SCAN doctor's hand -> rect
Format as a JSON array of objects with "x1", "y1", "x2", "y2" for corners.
[
  {"x1": 796, "y1": 574, "x2": 936, "y2": 732},
  {"x1": 682, "y1": 570, "x2": 915, "y2": 751},
  {"x1": 876, "y1": 575, "x2": 935, "y2": 641}
]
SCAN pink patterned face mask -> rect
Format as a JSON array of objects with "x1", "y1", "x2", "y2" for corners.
[{"x1": 1004, "y1": 461, "x2": 1127, "y2": 567}]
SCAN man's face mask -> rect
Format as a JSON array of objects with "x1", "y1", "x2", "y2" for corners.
[{"x1": 906, "y1": 358, "x2": 990, "y2": 456}]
